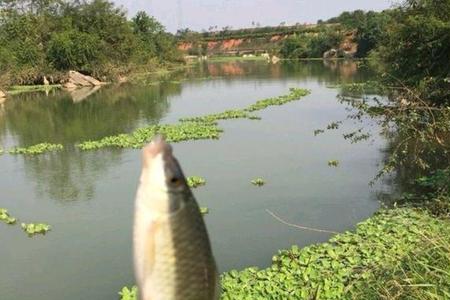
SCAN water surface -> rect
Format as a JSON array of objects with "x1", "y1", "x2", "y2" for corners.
[{"x1": 1, "y1": 60, "x2": 388, "y2": 300}]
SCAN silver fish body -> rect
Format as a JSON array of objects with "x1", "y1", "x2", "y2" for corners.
[{"x1": 133, "y1": 137, "x2": 218, "y2": 300}]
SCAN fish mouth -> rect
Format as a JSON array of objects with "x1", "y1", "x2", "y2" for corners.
[
  {"x1": 142, "y1": 135, "x2": 187, "y2": 194},
  {"x1": 143, "y1": 135, "x2": 173, "y2": 163}
]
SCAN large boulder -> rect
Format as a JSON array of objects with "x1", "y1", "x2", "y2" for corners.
[{"x1": 64, "y1": 71, "x2": 105, "y2": 90}]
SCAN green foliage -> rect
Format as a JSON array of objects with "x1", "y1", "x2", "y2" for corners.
[
  {"x1": 251, "y1": 178, "x2": 265, "y2": 186},
  {"x1": 324, "y1": 9, "x2": 394, "y2": 57},
  {"x1": 0, "y1": 208, "x2": 17, "y2": 225},
  {"x1": 9, "y1": 143, "x2": 63, "y2": 155},
  {"x1": 279, "y1": 29, "x2": 343, "y2": 59},
  {"x1": 47, "y1": 30, "x2": 103, "y2": 70},
  {"x1": 372, "y1": 0, "x2": 450, "y2": 104},
  {"x1": 21, "y1": 222, "x2": 51, "y2": 236},
  {"x1": 221, "y1": 209, "x2": 449, "y2": 299},
  {"x1": 186, "y1": 176, "x2": 206, "y2": 188},
  {"x1": 0, "y1": 0, "x2": 181, "y2": 85}
]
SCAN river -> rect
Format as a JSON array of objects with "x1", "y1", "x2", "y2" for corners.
[{"x1": 0, "y1": 60, "x2": 390, "y2": 300}]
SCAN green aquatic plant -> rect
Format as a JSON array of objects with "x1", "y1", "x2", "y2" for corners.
[
  {"x1": 21, "y1": 223, "x2": 51, "y2": 236},
  {"x1": 180, "y1": 109, "x2": 257, "y2": 124},
  {"x1": 221, "y1": 209, "x2": 450, "y2": 299},
  {"x1": 9, "y1": 143, "x2": 63, "y2": 155},
  {"x1": 187, "y1": 176, "x2": 206, "y2": 188},
  {"x1": 200, "y1": 207, "x2": 209, "y2": 215},
  {"x1": 328, "y1": 160, "x2": 339, "y2": 167},
  {"x1": 118, "y1": 286, "x2": 137, "y2": 300},
  {"x1": 314, "y1": 129, "x2": 325, "y2": 136},
  {"x1": 77, "y1": 122, "x2": 222, "y2": 150},
  {"x1": 77, "y1": 88, "x2": 310, "y2": 151},
  {"x1": 251, "y1": 178, "x2": 265, "y2": 186},
  {"x1": 119, "y1": 209, "x2": 450, "y2": 300},
  {"x1": 0, "y1": 208, "x2": 17, "y2": 225},
  {"x1": 326, "y1": 121, "x2": 342, "y2": 130}
]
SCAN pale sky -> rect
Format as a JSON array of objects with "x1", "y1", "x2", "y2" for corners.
[{"x1": 113, "y1": 0, "x2": 395, "y2": 33}]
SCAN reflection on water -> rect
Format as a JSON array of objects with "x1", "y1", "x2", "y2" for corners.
[
  {"x1": 0, "y1": 60, "x2": 387, "y2": 300},
  {"x1": 0, "y1": 83, "x2": 180, "y2": 146}
]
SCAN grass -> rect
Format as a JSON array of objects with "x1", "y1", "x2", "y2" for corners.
[
  {"x1": 207, "y1": 56, "x2": 268, "y2": 62},
  {"x1": 7, "y1": 84, "x2": 61, "y2": 95},
  {"x1": 119, "y1": 208, "x2": 450, "y2": 300}
]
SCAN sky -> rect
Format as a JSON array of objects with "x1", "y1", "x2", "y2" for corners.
[{"x1": 113, "y1": 0, "x2": 395, "y2": 33}]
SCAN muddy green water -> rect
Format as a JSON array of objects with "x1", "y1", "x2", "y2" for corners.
[{"x1": 0, "y1": 60, "x2": 389, "y2": 300}]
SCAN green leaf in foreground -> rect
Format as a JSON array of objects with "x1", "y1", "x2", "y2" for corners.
[
  {"x1": 251, "y1": 178, "x2": 265, "y2": 186},
  {"x1": 0, "y1": 208, "x2": 17, "y2": 225},
  {"x1": 21, "y1": 223, "x2": 51, "y2": 236},
  {"x1": 9, "y1": 143, "x2": 63, "y2": 155},
  {"x1": 187, "y1": 176, "x2": 206, "y2": 188}
]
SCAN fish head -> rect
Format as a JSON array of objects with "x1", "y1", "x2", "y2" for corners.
[{"x1": 137, "y1": 135, "x2": 191, "y2": 215}]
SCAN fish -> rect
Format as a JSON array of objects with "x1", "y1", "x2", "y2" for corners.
[{"x1": 133, "y1": 136, "x2": 219, "y2": 300}]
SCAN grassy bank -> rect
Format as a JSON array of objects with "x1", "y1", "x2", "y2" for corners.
[{"x1": 119, "y1": 208, "x2": 450, "y2": 299}]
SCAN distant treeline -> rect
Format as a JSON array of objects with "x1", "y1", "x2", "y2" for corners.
[
  {"x1": 176, "y1": 23, "x2": 342, "y2": 42},
  {"x1": 0, "y1": 0, "x2": 182, "y2": 86}
]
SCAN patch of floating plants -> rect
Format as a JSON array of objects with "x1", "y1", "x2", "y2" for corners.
[
  {"x1": 21, "y1": 222, "x2": 51, "y2": 236},
  {"x1": 187, "y1": 176, "x2": 206, "y2": 188},
  {"x1": 8, "y1": 143, "x2": 63, "y2": 155},
  {"x1": 75, "y1": 88, "x2": 310, "y2": 151},
  {"x1": 251, "y1": 178, "x2": 266, "y2": 186},
  {"x1": 199, "y1": 207, "x2": 209, "y2": 215},
  {"x1": 328, "y1": 160, "x2": 339, "y2": 167},
  {"x1": 0, "y1": 208, "x2": 17, "y2": 225}
]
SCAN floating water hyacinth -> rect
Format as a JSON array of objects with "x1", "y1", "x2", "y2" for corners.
[
  {"x1": 187, "y1": 176, "x2": 206, "y2": 188},
  {"x1": 0, "y1": 208, "x2": 17, "y2": 225},
  {"x1": 9, "y1": 143, "x2": 63, "y2": 155},
  {"x1": 251, "y1": 178, "x2": 266, "y2": 186},
  {"x1": 328, "y1": 160, "x2": 339, "y2": 167},
  {"x1": 21, "y1": 223, "x2": 51, "y2": 236},
  {"x1": 76, "y1": 88, "x2": 310, "y2": 151},
  {"x1": 200, "y1": 207, "x2": 209, "y2": 215}
]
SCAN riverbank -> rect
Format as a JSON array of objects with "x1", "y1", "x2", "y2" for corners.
[{"x1": 120, "y1": 207, "x2": 450, "y2": 299}]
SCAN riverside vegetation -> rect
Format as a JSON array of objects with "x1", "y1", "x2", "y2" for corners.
[{"x1": 0, "y1": 0, "x2": 182, "y2": 87}]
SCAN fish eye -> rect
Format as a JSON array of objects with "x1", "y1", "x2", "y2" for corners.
[{"x1": 169, "y1": 177, "x2": 183, "y2": 187}]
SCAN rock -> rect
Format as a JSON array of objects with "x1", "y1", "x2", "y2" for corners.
[
  {"x1": 323, "y1": 49, "x2": 338, "y2": 59},
  {"x1": 63, "y1": 81, "x2": 78, "y2": 90},
  {"x1": 271, "y1": 55, "x2": 280, "y2": 64},
  {"x1": 64, "y1": 71, "x2": 105, "y2": 90},
  {"x1": 70, "y1": 86, "x2": 101, "y2": 103}
]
